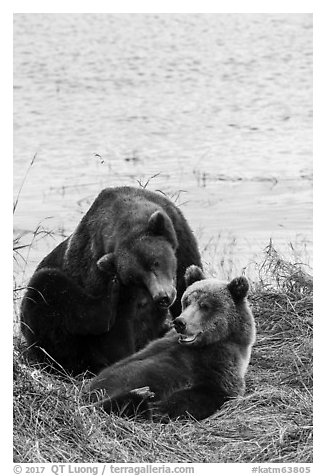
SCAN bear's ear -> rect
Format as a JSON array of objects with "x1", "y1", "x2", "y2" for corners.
[
  {"x1": 184, "y1": 265, "x2": 205, "y2": 287},
  {"x1": 227, "y1": 276, "x2": 249, "y2": 302},
  {"x1": 97, "y1": 253, "x2": 116, "y2": 274},
  {"x1": 148, "y1": 211, "x2": 178, "y2": 248}
]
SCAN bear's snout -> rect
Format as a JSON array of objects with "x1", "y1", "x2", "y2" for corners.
[
  {"x1": 174, "y1": 317, "x2": 186, "y2": 334},
  {"x1": 144, "y1": 272, "x2": 177, "y2": 309},
  {"x1": 154, "y1": 289, "x2": 176, "y2": 309}
]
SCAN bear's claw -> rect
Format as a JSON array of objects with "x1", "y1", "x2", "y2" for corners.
[{"x1": 130, "y1": 386, "x2": 155, "y2": 400}]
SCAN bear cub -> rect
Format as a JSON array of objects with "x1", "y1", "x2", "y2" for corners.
[{"x1": 89, "y1": 265, "x2": 256, "y2": 421}]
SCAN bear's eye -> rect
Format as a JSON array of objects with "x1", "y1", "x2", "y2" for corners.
[
  {"x1": 199, "y1": 302, "x2": 211, "y2": 311},
  {"x1": 147, "y1": 260, "x2": 160, "y2": 272},
  {"x1": 182, "y1": 297, "x2": 190, "y2": 308}
]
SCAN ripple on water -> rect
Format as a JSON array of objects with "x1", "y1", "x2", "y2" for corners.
[{"x1": 13, "y1": 13, "x2": 312, "y2": 287}]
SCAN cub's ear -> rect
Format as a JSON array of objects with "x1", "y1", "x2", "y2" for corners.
[
  {"x1": 227, "y1": 276, "x2": 249, "y2": 302},
  {"x1": 184, "y1": 265, "x2": 205, "y2": 287},
  {"x1": 97, "y1": 253, "x2": 116, "y2": 274},
  {"x1": 148, "y1": 210, "x2": 178, "y2": 248}
]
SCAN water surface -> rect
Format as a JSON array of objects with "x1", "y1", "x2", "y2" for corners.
[{"x1": 13, "y1": 13, "x2": 313, "y2": 287}]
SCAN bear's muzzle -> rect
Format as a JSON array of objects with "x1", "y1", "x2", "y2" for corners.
[{"x1": 144, "y1": 272, "x2": 176, "y2": 309}]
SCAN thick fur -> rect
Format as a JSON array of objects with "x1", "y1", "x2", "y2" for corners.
[
  {"x1": 20, "y1": 187, "x2": 201, "y2": 375},
  {"x1": 89, "y1": 266, "x2": 256, "y2": 421},
  {"x1": 21, "y1": 268, "x2": 171, "y2": 374}
]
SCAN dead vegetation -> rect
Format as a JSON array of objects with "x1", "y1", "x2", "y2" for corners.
[{"x1": 13, "y1": 243, "x2": 313, "y2": 463}]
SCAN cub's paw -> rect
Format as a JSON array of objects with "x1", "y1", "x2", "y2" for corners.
[
  {"x1": 128, "y1": 387, "x2": 155, "y2": 419},
  {"x1": 130, "y1": 386, "x2": 155, "y2": 400},
  {"x1": 148, "y1": 400, "x2": 171, "y2": 423}
]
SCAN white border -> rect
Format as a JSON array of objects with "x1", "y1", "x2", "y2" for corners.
[{"x1": 4, "y1": 4, "x2": 322, "y2": 473}]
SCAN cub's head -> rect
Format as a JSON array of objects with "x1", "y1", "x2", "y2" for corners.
[
  {"x1": 97, "y1": 210, "x2": 177, "y2": 309},
  {"x1": 174, "y1": 265, "x2": 250, "y2": 346}
]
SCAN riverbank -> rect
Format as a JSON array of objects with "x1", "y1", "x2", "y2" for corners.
[{"x1": 13, "y1": 244, "x2": 313, "y2": 463}]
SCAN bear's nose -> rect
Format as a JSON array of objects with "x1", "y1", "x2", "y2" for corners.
[
  {"x1": 174, "y1": 317, "x2": 186, "y2": 334},
  {"x1": 155, "y1": 295, "x2": 172, "y2": 309}
]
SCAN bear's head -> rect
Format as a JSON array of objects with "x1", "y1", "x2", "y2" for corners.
[
  {"x1": 173, "y1": 265, "x2": 250, "y2": 346},
  {"x1": 97, "y1": 210, "x2": 177, "y2": 309}
]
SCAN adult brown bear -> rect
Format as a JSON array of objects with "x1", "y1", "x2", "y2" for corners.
[
  {"x1": 20, "y1": 186, "x2": 202, "y2": 375},
  {"x1": 89, "y1": 265, "x2": 256, "y2": 421}
]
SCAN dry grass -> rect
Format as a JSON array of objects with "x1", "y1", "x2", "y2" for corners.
[{"x1": 13, "y1": 243, "x2": 313, "y2": 463}]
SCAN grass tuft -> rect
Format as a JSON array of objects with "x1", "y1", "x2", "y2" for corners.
[{"x1": 13, "y1": 244, "x2": 312, "y2": 463}]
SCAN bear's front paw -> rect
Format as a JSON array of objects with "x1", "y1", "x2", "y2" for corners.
[
  {"x1": 130, "y1": 386, "x2": 155, "y2": 400},
  {"x1": 128, "y1": 387, "x2": 155, "y2": 419},
  {"x1": 148, "y1": 400, "x2": 174, "y2": 423}
]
